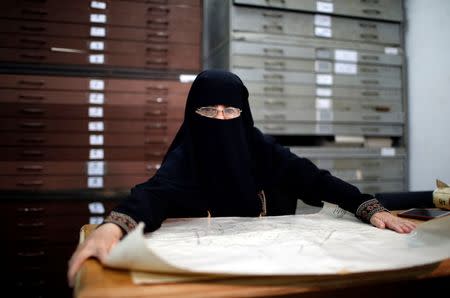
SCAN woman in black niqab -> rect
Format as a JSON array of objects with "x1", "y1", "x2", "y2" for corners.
[{"x1": 109, "y1": 69, "x2": 392, "y2": 233}]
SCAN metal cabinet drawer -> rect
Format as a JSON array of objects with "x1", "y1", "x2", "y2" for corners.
[
  {"x1": 232, "y1": 6, "x2": 401, "y2": 45},
  {"x1": 246, "y1": 82, "x2": 402, "y2": 101},
  {"x1": 352, "y1": 181, "x2": 406, "y2": 194},
  {"x1": 251, "y1": 109, "x2": 403, "y2": 124},
  {"x1": 0, "y1": 118, "x2": 169, "y2": 134},
  {"x1": 232, "y1": 55, "x2": 402, "y2": 77},
  {"x1": 234, "y1": 0, "x2": 403, "y2": 22},
  {"x1": 234, "y1": 68, "x2": 401, "y2": 88},
  {"x1": 0, "y1": 175, "x2": 151, "y2": 190},
  {"x1": 0, "y1": 2, "x2": 201, "y2": 30},
  {"x1": 0, "y1": 44, "x2": 200, "y2": 71},
  {"x1": 0, "y1": 19, "x2": 201, "y2": 44},
  {"x1": 250, "y1": 96, "x2": 403, "y2": 113},
  {"x1": 257, "y1": 122, "x2": 403, "y2": 136},
  {"x1": 0, "y1": 132, "x2": 168, "y2": 147},
  {"x1": 231, "y1": 41, "x2": 403, "y2": 66},
  {"x1": 0, "y1": 146, "x2": 168, "y2": 161},
  {"x1": 0, "y1": 74, "x2": 191, "y2": 93},
  {"x1": 0, "y1": 161, "x2": 161, "y2": 176},
  {"x1": 0, "y1": 103, "x2": 167, "y2": 120}
]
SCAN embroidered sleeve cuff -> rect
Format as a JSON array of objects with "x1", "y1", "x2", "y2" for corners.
[
  {"x1": 355, "y1": 198, "x2": 389, "y2": 223},
  {"x1": 103, "y1": 211, "x2": 138, "y2": 234}
]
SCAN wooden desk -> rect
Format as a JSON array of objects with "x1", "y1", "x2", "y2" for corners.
[{"x1": 74, "y1": 215, "x2": 450, "y2": 298}]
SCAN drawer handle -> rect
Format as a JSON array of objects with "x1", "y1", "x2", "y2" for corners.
[
  {"x1": 265, "y1": 0, "x2": 286, "y2": 4},
  {"x1": 147, "y1": 31, "x2": 169, "y2": 38},
  {"x1": 16, "y1": 207, "x2": 44, "y2": 213},
  {"x1": 361, "y1": 55, "x2": 379, "y2": 61},
  {"x1": 263, "y1": 24, "x2": 283, "y2": 32},
  {"x1": 148, "y1": 6, "x2": 170, "y2": 13},
  {"x1": 146, "y1": 46, "x2": 168, "y2": 52},
  {"x1": 263, "y1": 125, "x2": 285, "y2": 131},
  {"x1": 359, "y1": 22, "x2": 377, "y2": 29},
  {"x1": 146, "y1": 0, "x2": 168, "y2": 4},
  {"x1": 374, "y1": 106, "x2": 390, "y2": 112},
  {"x1": 20, "y1": 54, "x2": 46, "y2": 60},
  {"x1": 146, "y1": 151, "x2": 163, "y2": 157},
  {"x1": 146, "y1": 58, "x2": 168, "y2": 65},
  {"x1": 360, "y1": 0, "x2": 380, "y2": 4},
  {"x1": 362, "y1": 9, "x2": 381, "y2": 16},
  {"x1": 362, "y1": 91, "x2": 379, "y2": 96},
  {"x1": 145, "y1": 123, "x2": 166, "y2": 129},
  {"x1": 19, "y1": 137, "x2": 45, "y2": 143},
  {"x1": 17, "y1": 251, "x2": 45, "y2": 257},
  {"x1": 19, "y1": 95, "x2": 44, "y2": 101},
  {"x1": 360, "y1": 67, "x2": 378, "y2": 73},
  {"x1": 264, "y1": 61, "x2": 285, "y2": 69},
  {"x1": 262, "y1": 12, "x2": 283, "y2": 18},
  {"x1": 360, "y1": 33, "x2": 378, "y2": 40},
  {"x1": 21, "y1": 108, "x2": 45, "y2": 114},
  {"x1": 21, "y1": 8, "x2": 48, "y2": 16},
  {"x1": 18, "y1": 80, "x2": 44, "y2": 86},
  {"x1": 17, "y1": 164, "x2": 44, "y2": 172},
  {"x1": 22, "y1": 150, "x2": 43, "y2": 156},
  {"x1": 17, "y1": 222, "x2": 45, "y2": 228},
  {"x1": 20, "y1": 25, "x2": 46, "y2": 32},
  {"x1": 145, "y1": 110, "x2": 163, "y2": 116},
  {"x1": 20, "y1": 122, "x2": 45, "y2": 128},
  {"x1": 263, "y1": 74, "x2": 284, "y2": 80},
  {"x1": 147, "y1": 18, "x2": 169, "y2": 25},
  {"x1": 19, "y1": 38, "x2": 46, "y2": 46},
  {"x1": 361, "y1": 79, "x2": 379, "y2": 85},
  {"x1": 146, "y1": 97, "x2": 165, "y2": 104},
  {"x1": 264, "y1": 99, "x2": 286, "y2": 105},
  {"x1": 263, "y1": 48, "x2": 284, "y2": 55},
  {"x1": 17, "y1": 180, "x2": 44, "y2": 186},
  {"x1": 263, "y1": 86, "x2": 284, "y2": 93},
  {"x1": 264, "y1": 114, "x2": 286, "y2": 120}
]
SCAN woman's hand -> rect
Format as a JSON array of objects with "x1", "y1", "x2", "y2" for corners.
[
  {"x1": 370, "y1": 211, "x2": 417, "y2": 233},
  {"x1": 67, "y1": 222, "x2": 123, "y2": 288}
]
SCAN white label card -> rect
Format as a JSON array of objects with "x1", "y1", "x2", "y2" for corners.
[
  {"x1": 381, "y1": 147, "x2": 396, "y2": 156},
  {"x1": 315, "y1": 26, "x2": 332, "y2": 38},
  {"x1": 316, "y1": 110, "x2": 334, "y2": 121},
  {"x1": 316, "y1": 88, "x2": 333, "y2": 97},
  {"x1": 89, "y1": 134, "x2": 104, "y2": 145},
  {"x1": 89, "y1": 79, "x2": 104, "y2": 90},
  {"x1": 316, "y1": 1, "x2": 334, "y2": 13},
  {"x1": 89, "y1": 93, "x2": 104, "y2": 104},
  {"x1": 316, "y1": 74, "x2": 333, "y2": 85},
  {"x1": 91, "y1": 1, "x2": 106, "y2": 9},
  {"x1": 334, "y1": 62, "x2": 357, "y2": 75},
  {"x1": 314, "y1": 14, "x2": 331, "y2": 27},
  {"x1": 316, "y1": 98, "x2": 333, "y2": 109},
  {"x1": 90, "y1": 14, "x2": 107, "y2": 23},
  {"x1": 89, "y1": 107, "x2": 104, "y2": 118},
  {"x1": 89, "y1": 54, "x2": 105, "y2": 64},
  {"x1": 315, "y1": 60, "x2": 332, "y2": 73},
  {"x1": 89, "y1": 149, "x2": 104, "y2": 160},
  {"x1": 385, "y1": 47, "x2": 399, "y2": 55},
  {"x1": 90, "y1": 26, "x2": 106, "y2": 37},
  {"x1": 88, "y1": 177, "x2": 104, "y2": 188},
  {"x1": 87, "y1": 161, "x2": 105, "y2": 175},
  {"x1": 89, "y1": 41, "x2": 104, "y2": 51},
  {"x1": 89, "y1": 216, "x2": 104, "y2": 224},
  {"x1": 88, "y1": 121, "x2": 104, "y2": 132},
  {"x1": 88, "y1": 201, "x2": 105, "y2": 214},
  {"x1": 334, "y1": 49, "x2": 358, "y2": 62}
]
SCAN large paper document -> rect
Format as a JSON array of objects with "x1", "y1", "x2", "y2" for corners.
[{"x1": 104, "y1": 203, "x2": 450, "y2": 284}]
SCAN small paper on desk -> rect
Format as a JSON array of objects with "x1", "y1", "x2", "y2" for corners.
[{"x1": 104, "y1": 203, "x2": 450, "y2": 284}]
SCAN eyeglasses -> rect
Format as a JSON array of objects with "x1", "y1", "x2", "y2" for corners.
[{"x1": 195, "y1": 106, "x2": 242, "y2": 119}]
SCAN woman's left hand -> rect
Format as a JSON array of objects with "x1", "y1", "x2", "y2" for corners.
[{"x1": 370, "y1": 211, "x2": 417, "y2": 233}]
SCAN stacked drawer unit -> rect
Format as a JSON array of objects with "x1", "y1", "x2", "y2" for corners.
[
  {"x1": 3, "y1": 192, "x2": 123, "y2": 297},
  {"x1": 203, "y1": 0, "x2": 407, "y2": 192},
  {"x1": 0, "y1": 0, "x2": 202, "y2": 191},
  {"x1": 0, "y1": 0, "x2": 201, "y2": 71},
  {"x1": 0, "y1": 74, "x2": 190, "y2": 191}
]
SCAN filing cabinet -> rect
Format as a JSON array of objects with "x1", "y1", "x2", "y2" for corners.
[{"x1": 203, "y1": 0, "x2": 407, "y2": 192}]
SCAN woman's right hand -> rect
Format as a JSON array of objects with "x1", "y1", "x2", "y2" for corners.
[{"x1": 67, "y1": 222, "x2": 123, "y2": 288}]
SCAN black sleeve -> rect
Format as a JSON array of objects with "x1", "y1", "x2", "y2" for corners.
[{"x1": 268, "y1": 139, "x2": 386, "y2": 218}]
